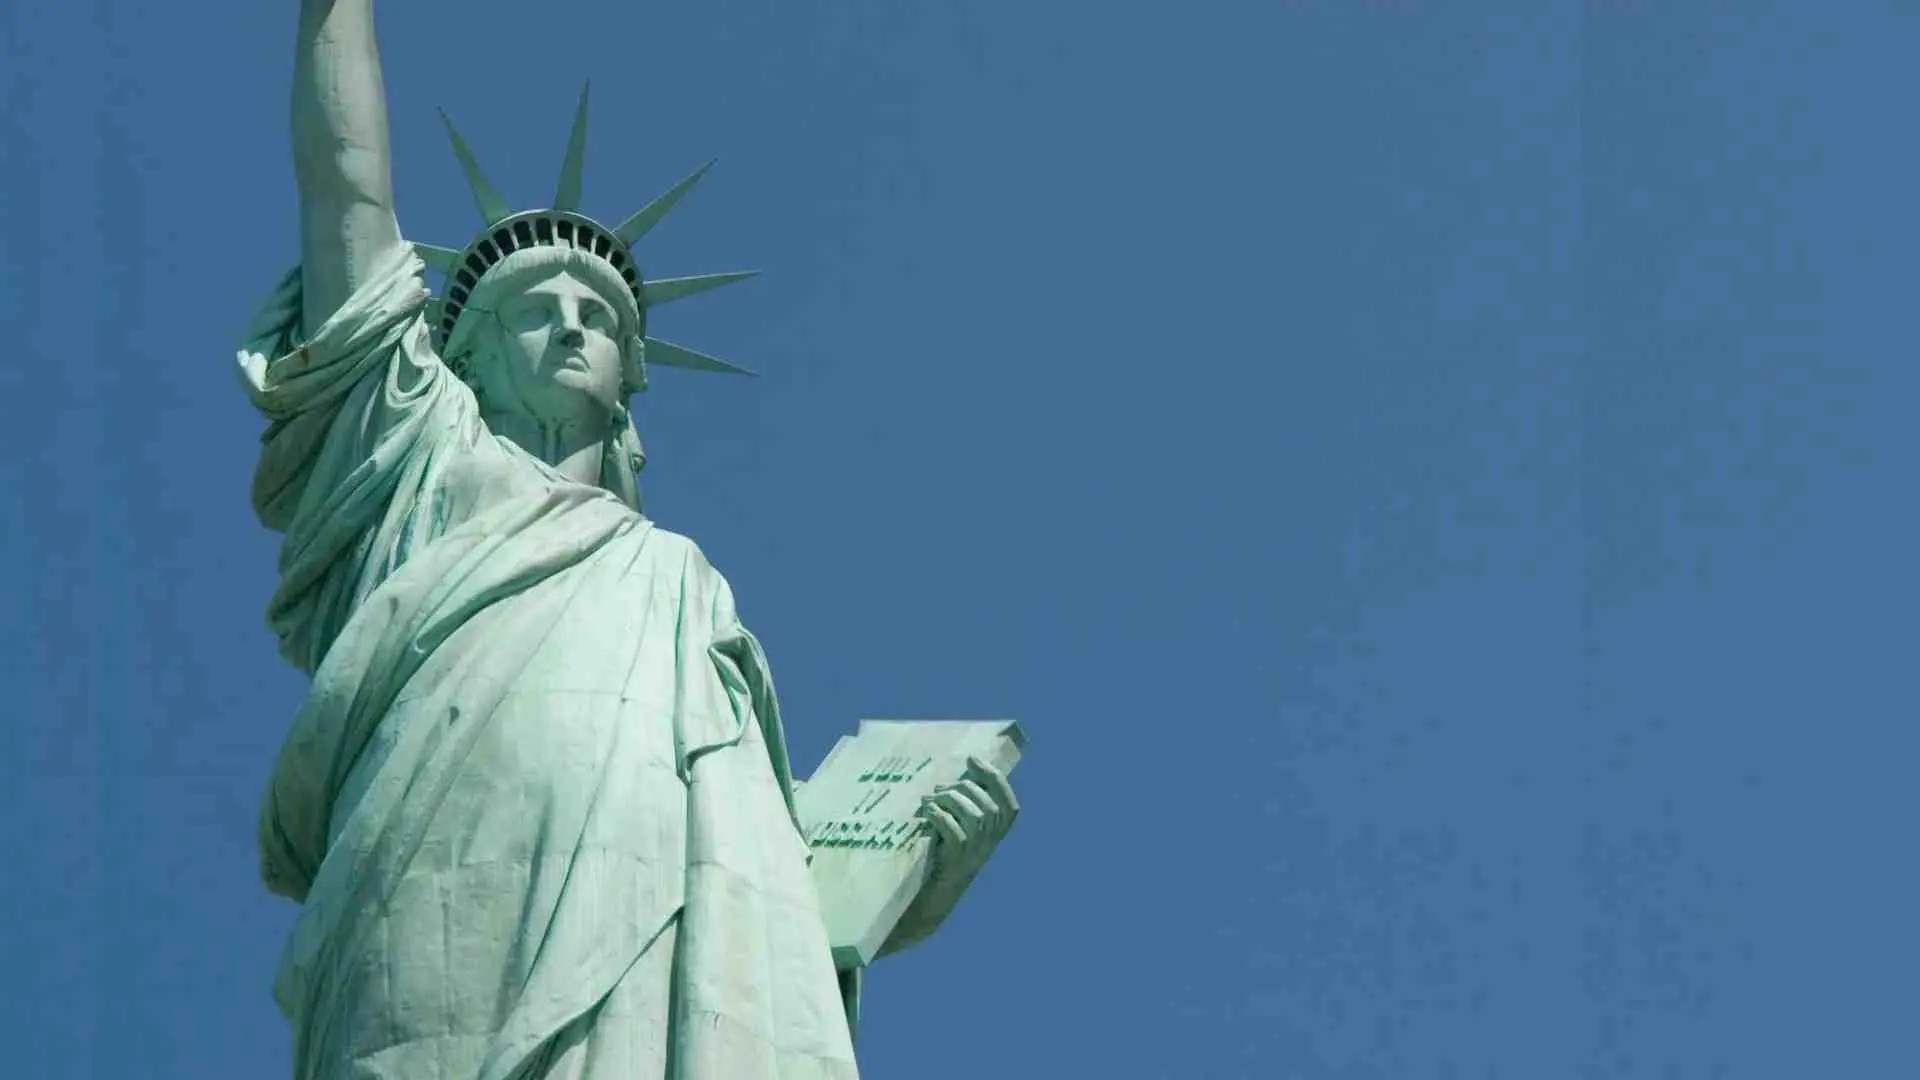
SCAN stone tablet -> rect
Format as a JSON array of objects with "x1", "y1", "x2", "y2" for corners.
[{"x1": 797, "y1": 720, "x2": 1026, "y2": 969}]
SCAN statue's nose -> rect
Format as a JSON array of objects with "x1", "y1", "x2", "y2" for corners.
[{"x1": 557, "y1": 326, "x2": 586, "y2": 350}]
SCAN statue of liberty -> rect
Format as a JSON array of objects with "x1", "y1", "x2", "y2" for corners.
[{"x1": 236, "y1": 3, "x2": 1020, "y2": 1077}]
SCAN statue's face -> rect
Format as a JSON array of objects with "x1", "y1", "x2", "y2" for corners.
[{"x1": 475, "y1": 270, "x2": 627, "y2": 423}]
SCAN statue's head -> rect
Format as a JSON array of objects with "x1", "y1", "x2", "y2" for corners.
[
  {"x1": 419, "y1": 87, "x2": 758, "y2": 499},
  {"x1": 444, "y1": 247, "x2": 648, "y2": 428}
]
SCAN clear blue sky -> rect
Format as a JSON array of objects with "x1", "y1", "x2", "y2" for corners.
[{"x1": 1, "y1": 2, "x2": 1911, "y2": 1077}]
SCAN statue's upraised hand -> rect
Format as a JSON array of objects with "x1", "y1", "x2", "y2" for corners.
[{"x1": 881, "y1": 756, "x2": 1021, "y2": 955}]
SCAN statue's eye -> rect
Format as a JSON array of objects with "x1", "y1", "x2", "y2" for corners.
[{"x1": 503, "y1": 304, "x2": 549, "y2": 333}]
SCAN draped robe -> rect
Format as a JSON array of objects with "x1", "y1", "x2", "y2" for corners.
[{"x1": 237, "y1": 247, "x2": 859, "y2": 1080}]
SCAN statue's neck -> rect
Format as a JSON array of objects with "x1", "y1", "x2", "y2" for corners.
[{"x1": 483, "y1": 408, "x2": 609, "y2": 489}]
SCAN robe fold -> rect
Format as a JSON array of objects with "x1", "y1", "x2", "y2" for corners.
[{"x1": 236, "y1": 246, "x2": 858, "y2": 1080}]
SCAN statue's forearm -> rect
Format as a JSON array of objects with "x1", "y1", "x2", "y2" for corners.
[{"x1": 292, "y1": 0, "x2": 403, "y2": 338}]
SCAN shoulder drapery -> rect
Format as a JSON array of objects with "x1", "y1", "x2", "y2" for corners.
[{"x1": 236, "y1": 245, "x2": 484, "y2": 674}]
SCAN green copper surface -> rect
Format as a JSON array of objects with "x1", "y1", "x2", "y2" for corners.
[
  {"x1": 640, "y1": 271, "x2": 759, "y2": 308},
  {"x1": 553, "y1": 84, "x2": 592, "y2": 212},
  {"x1": 251, "y1": 3, "x2": 1024, "y2": 1076},
  {"x1": 438, "y1": 108, "x2": 512, "y2": 226},
  {"x1": 614, "y1": 160, "x2": 717, "y2": 246}
]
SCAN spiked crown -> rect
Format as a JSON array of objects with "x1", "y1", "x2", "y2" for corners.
[{"x1": 414, "y1": 85, "x2": 756, "y2": 385}]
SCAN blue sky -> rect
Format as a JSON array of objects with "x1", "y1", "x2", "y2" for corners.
[{"x1": 1, "y1": 2, "x2": 1912, "y2": 1077}]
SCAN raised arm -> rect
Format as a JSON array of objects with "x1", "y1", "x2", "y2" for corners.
[{"x1": 292, "y1": 0, "x2": 405, "y2": 340}]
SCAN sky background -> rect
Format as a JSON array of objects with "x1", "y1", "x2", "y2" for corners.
[{"x1": 0, "y1": 1, "x2": 1912, "y2": 1077}]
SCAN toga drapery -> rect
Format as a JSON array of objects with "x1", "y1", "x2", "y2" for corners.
[{"x1": 236, "y1": 246, "x2": 858, "y2": 1080}]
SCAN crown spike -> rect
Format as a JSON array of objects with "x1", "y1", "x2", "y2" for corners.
[
  {"x1": 644, "y1": 336, "x2": 758, "y2": 376},
  {"x1": 438, "y1": 109, "x2": 512, "y2": 226},
  {"x1": 614, "y1": 160, "x2": 717, "y2": 246},
  {"x1": 413, "y1": 242, "x2": 465, "y2": 275},
  {"x1": 553, "y1": 83, "x2": 591, "y2": 212},
  {"x1": 642, "y1": 271, "x2": 758, "y2": 308}
]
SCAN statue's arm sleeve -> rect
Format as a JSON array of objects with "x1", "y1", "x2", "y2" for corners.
[{"x1": 701, "y1": 566, "x2": 803, "y2": 825}]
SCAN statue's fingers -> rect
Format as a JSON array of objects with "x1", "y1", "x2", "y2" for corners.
[
  {"x1": 920, "y1": 803, "x2": 966, "y2": 849},
  {"x1": 951, "y1": 778, "x2": 1002, "y2": 823},
  {"x1": 927, "y1": 788, "x2": 986, "y2": 834},
  {"x1": 967, "y1": 756, "x2": 1021, "y2": 818}
]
